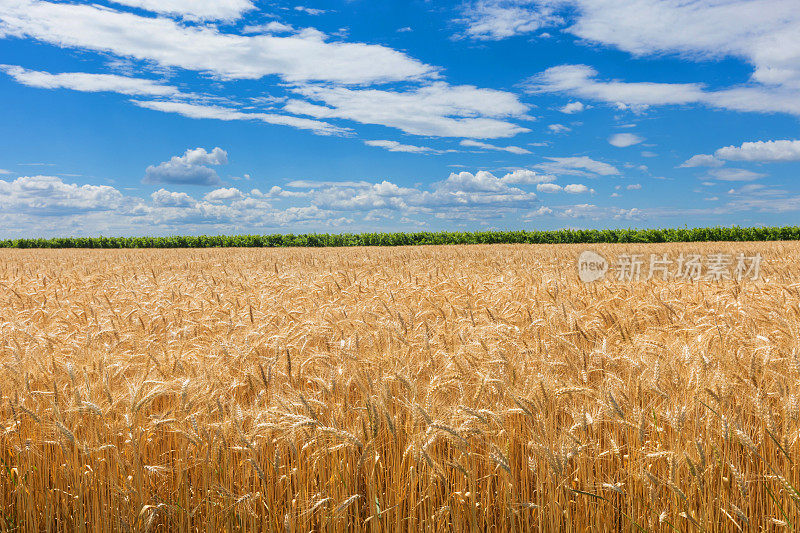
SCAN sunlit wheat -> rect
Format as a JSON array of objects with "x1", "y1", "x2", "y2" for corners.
[{"x1": 0, "y1": 242, "x2": 798, "y2": 531}]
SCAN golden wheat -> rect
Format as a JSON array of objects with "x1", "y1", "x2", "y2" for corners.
[{"x1": 0, "y1": 242, "x2": 798, "y2": 531}]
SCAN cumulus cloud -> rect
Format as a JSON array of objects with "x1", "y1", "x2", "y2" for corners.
[
  {"x1": 499, "y1": 169, "x2": 555, "y2": 185},
  {"x1": 438, "y1": 171, "x2": 508, "y2": 193},
  {"x1": 564, "y1": 183, "x2": 591, "y2": 193},
  {"x1": 2, "y1": 167, "x2": 798, "y2": 237},
  {"x1": 0, "y1": 172, "x2": 547, "y2": 236},
  {"x1": 0, "y1": 175, "x2": 123, "y2": 213},
  {"x1": 559, "y1": 203, "x2": 644, "y2": 220},
  {"x1": 608, "y1": 133, "x2": 643, "y2": 147},
  {"x1": 151, "y1": 188, "x2": 196, "y2": 207},
  {"x1": 287, "y1": 170, "x2": 551, "y2": 211},
  {"x1": 559, "y1": 101, "x2": 585, "y2": 114},
  {"x1": 143, "y1": 147, "x2": 228, "y2": 186},
  {"x1": 460, "y1": 139, "x2": 531, "y2": 154},
  {"x1": 714, "y1": 140, "x2": 800, "y2": 162},
  {"x1": 204, "y1": 187, "x2": 245, "y2": 202},
  {"x1": 526, "y1": 206, "x2": 553, "y2": 217},
  {"x1": 683, "y1": 140, "x2": 800, "y2": 169},
  {"x1": 286, "y1": 170, "x2": 539, "y2": 213},
  {"x1": 536, "y1": 183, "x2": 561, "y2": 193},
  {"x1": 181, "y1": 147, "x2": 228, "y2": 166}
]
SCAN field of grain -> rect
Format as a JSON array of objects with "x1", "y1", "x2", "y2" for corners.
[{"x1": 1, "y1": 243, "x2": 798, "y2": 531}]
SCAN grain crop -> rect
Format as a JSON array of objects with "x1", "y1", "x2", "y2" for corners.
[{"x1": 0, "y1": 242, "x2": 798, "y2": 531}]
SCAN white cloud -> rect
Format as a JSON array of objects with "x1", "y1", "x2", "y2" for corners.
[
  {"x1": 204, "y1": 187, "x2": 245, "y2": 202},
  {"x1": 0, "y1": 177, "x2": 362, "y2": 236},
  {"x1": 558, "y1": 203, "x2": 644, "y2": 220},
  {"x1": 0, "y1": 66, "x2": 352, "y2": 138},
  {"x1": 529, "y1": 63, "x2": 800, "y2": 116},
  {"x1": 286, "y1": 82, "x2": 530, "y2": 138},
  {"x1": 707, "y1": 168, "x2": 765, "y2": 182},
  {"x1": 727, "y1": 183, "x2": 771, "y2": 196},
  {"x1": 151, "y1": 189, "x2": 196, "y2": 207},
  {"x1": 2, "y1": 167, "x2": 799, "y2": 237},
  {"x1": 626, "y1": 183, "x2": 641, "y2": 190},
  {"x1": 707, "y1": 86, "x2": 800, "y2": 115},
  {"x1": 559, "y1": 101, "x2": 585, "y2": 114},
  {"x1": 181, "y1": 147, "x2": 228, "y2": 166},
  {"x1": 608, "y1": 133, "x2": 643, "y2": 147},
  {"x1": 242, "y1": 21, "x2": 296, "y2": 35},
  {"x1": 0, "y1": 0, "x2": 434, "y2": 84},
  {"x1": 563, "y1": 0, "x2": 800, "y2": 93},
  {"x1": 723, "y1": 184, "x2": 800, "y2": 212},
  {"x1": 132, "y1": 100, "x2": 350, "y2": 136},
  {"x1": 285, "y1": 171, "x2": 538, "y2": 214},
  {"x1": 286, "y1": 180, "x2": 371, "y2": 189},
  {"x1": 144, "y1": 147, "x2": 228, "y2": 186},
  {"x1": 364, "y1": 140, "x2": 439, "y2": 153},
  {"x1": 526, "y1": 206, "x2": 553, "y2": 217},
  {"x1": 680, "y1": 154, "x2": 723, "y2": 167},
  {"x1": 107, "y1": 0, "x2": 255, "y2": 21},
  {"x1": 456, "y1": 0, "x2": 560, "y2": 40},
  {"x1": 500, "y1": 169, "x2": 555, "y2": 184},
  {"x1": 536, "y1": 156, "x2": 620, "y2": 176},
  {"x1": 0, "y1": 175, "x2": 123, "y2": 213},
  {"x1": 536, "y1": 183, "x2": 561, "y2": 193},
  {"x1": 510, "y1": 0, "x2": 800, "y2": 115},
  {"x1": 564, "y1": 183, "x2": 590, "y2": 193},
  {"x1": 548, "y1": 123, "x2": 571, "y2": 134},
  {"x1": 437, "y1": 171, "x2": 510, "y2": 193},
  {"x1": 457, "y1": 0, "x2": 800, "y2": 101},
  {"x1": 460, "y1": 139, "x2": 531, "y2": 154},
  {"x1": 1, "y1": 64, "x2": 179, "y2": 96},
  {"x1": 294, "y1": 6, "x2": 326, "y2": 15},
  {"x1": 528, "y1": 64, "x2": 704, "y2": 108},
  {"x1": 714, "y1": 140, "x2": 800, "y2": 162},
  {"x1": 683, "y1": 140, "x2": 800, "y2": 169}
]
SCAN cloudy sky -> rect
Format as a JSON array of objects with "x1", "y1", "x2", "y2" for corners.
[{"x1": 1, "y1": 0, "x2": 799, "y2": 237}]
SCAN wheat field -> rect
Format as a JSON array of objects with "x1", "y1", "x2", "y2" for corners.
[{"x1": 0, "y1": 243, "x2": 798, "y2": 531}]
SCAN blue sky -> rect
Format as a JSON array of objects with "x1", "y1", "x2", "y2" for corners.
[{"x1": 1, "y1": 0, "x2": 799, "y2": 237}]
